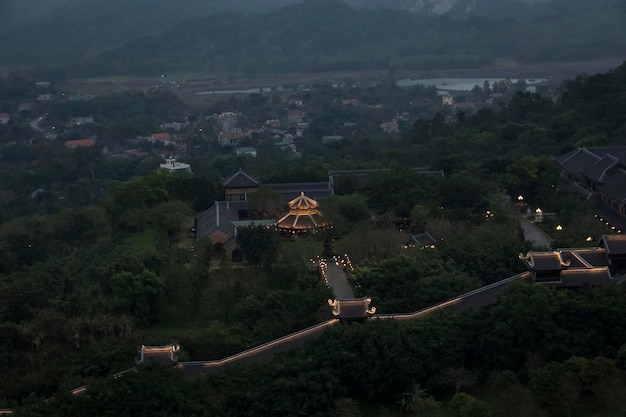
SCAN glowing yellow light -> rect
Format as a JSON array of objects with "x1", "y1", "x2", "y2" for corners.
[{"x1": 556, "y1": 225, "x2": 563, "y2": 231}]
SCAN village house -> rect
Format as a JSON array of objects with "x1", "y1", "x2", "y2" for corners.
[
  {"x1": 454, "y1": 101, "x2": 477, "y2": 114},
  {"x1": 287, "y1": 109, "x2": 307, "y2": 124},
  {"x1": 264, "y1": 119, "x2": 281, "y2": 128},
  {"x1": 218, "y1": 131, "x2": 250, "y2": 147},
  {"x1": 216, "y1": 112, "x2": 239, "y2": 132},
  {"x1": 69, "y1": 116, "x2": 94, "y2": 126},
  {"x1": 236, "y1": 147, "x2": 258, "y2": 157},
  {"x1": 442, "y1": 94, "x2": 455, "y2": 106},
  {"x1": 396, "y1": 112, "x2": 410, "y2": 122},
  {"x1": 340, "y1": 98, "x2": 360, "y2": 106},
  {"x1": 292, "y1": 98, "x2": 305, "y2": 107},
  {"x1": 18, "y1": 102, "x2": 32, "y2": 113},
  {"x1": 161, "y1": 121, "x2": 188, "y2": 131},
  {"x1": 65, "y1": 138, "x2": 96, "y2": 149},
  {"x1": 321, "y1": 135, "x2": 344, "y2": 143},
  {"x1": 380, "y1": 120, "x2": 399, "y2": 134},
  {"x1": 149, "y1": 132, "x2": 174, "y2": 146},
  {"x1": 159, "y1": 157, "x2": 192, "y2": 175},
  {"x1": 0, "y1": 113, "x2": 9, "y2": 125}
]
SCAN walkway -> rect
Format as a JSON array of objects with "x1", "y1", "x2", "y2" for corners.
[
  {"x1": 520, "y1": 217, "x2": 553, "y2": 248},
  {"x1": 320, "y1": 256, "x2": 355, "y2": 299},
  {"x1": 3, "y1": 270, "x2": 535, "y2": 410}
]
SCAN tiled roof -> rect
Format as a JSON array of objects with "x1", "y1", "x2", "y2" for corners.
[
  {"x1": 276, "y1": 192, "x2": 330, "y2": 232},
  {"x1": 586, "y1": 146, "x2": 626, "y2": 162},
  {"x1": 151, "y1": 132, "x2": 171, "y2": 142},
  {"x1": 411, "y1": 232, "x2": 437, "y2": 248},
  {"x1": 521, "y1": 237, "x2": 626, "y2": 284},
  {"x1": 556, "y1": 268, "x2": 612, "y2": 287},
  {"x1": 288, "y1": 192, "x2": 318, "y2": 210},
  {"x1": 195, "y1": 201, "x2": 246, "y2": 241},
  {"x1": 555, "y1": 148, "x2": 600, "y2": 177},
  {"x1": 520, "y1": 251, "x2": 567, "y2": 270},
  {"x1": 65, "y1": 138, "x2": 95, "y2": 148},
  {"x1": 597, "y1": 168, "x2": 626, "y2": 203},
  {"x1": 559, "y1": 248, "x2": 610, "y2": 268},
  {"x1": 557, "y1": 147, "x2": 626, "y2": 181},
  {"x1": 222, "y1": 169, "x2": 260, "y2": 188},
  {"x1": 220, "y1": 131, "x2": 249, "y2": 139},
  {"x1": 266, "y1": 182, "x2": 332, "y2": 203},
  {"x1": 583, "y1": 154, "x2": 619, "y2": 182},
  {"x1": 600, "y1": 234, "x2": 626, "y2": 256}
]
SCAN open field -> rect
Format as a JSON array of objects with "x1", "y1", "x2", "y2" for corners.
[{"x1": 59, "y1": 57, "x2": 625, "y2": 105}]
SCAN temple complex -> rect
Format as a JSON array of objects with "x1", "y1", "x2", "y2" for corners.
[
  {"x1": 195, "y1": 169, "x2": 333, "y2": 257},
  {"x1": 519, "y1": 234, "x2": 626, "y2": 286}
]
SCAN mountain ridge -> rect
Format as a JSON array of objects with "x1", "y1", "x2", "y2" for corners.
[{"x1": 0, "y1": 0, "x2": 624, "y2": 77}]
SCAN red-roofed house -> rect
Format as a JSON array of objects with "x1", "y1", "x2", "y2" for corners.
[
  {"x1": 0, "y1": 113, "x2": 9, "y2": 125},
  {"x1": 65, "y1": 138, "x2": 95, "y2": 149},
  {"x1": 265, "y1": 119, "x2": 281, "y2": 128},
  {"x1": 380, "y1": 120, "x2": 399, "y2": 134},
  {"x1": 19, "y1": 102, "x2": 32, "y2": 112},
  {"x1": 150, "y1": 132, "x2": 173, "y2": 145}
]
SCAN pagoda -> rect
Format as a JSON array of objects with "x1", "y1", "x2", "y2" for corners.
[{"x1": 276, "y1": 192, "x2": 331, "y2": 235}]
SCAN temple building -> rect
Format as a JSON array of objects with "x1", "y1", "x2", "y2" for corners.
[
  {"x1": 276, "y1": 192, "x2": 331, "y2": 235},
  {"x1": 519, "y1": 234, "x2": 626, "y2": 287},
  {"x1": 222, "y1": 169, "x2": 260, "y2": 202},
  {"x1": 136, "y1": 344, "x2": 179, "y2": 366},
  {"x1": 556, "y1": 146, "x2": 626, "y2": 231},
  {"x1": 195, "y1": 169, "x2": 333, "y2": 257},
  {"x1": 328, "y1": 297, "x2": 376, "y2": 322}
]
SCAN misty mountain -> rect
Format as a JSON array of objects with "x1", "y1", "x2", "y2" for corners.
[
  {"x1": 0, "y1": 0, "x2": 70, "y2": 29},
  {"x1": 0, "y1": 0, "x2": 301, "y2": 64},
  {"x1": 345, "y1": 0, "x2": 547, "y2": 17},
  {"x1": 75, "y1": 0, "x2": 624, "y2": 76},
  {"x1": 79, "y1": 0, "x2": 500, "y2": 76},
  {"x1": 0, "y1": 0, "x2": 624, "y2": 76}
]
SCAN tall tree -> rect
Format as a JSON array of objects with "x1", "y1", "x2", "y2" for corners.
[{"x1": 236, "y1": 224, "x2": 279, "y2": 270}]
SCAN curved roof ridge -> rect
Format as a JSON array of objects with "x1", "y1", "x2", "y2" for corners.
[
  {"x1": 222, "y1": 168, "x2": 260, "y2": 187},
  {"x1": 288, "y1": 191, "x2": 319, "y2": 210}
]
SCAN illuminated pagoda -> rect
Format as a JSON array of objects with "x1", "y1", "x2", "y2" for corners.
[{"x1": 276, "y1": 192, "x2": 331, "y2": 235}]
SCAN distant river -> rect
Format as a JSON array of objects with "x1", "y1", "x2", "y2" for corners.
[
  {"x1": 193, "y1": 77, "x2": 547, "y2": 95},
  {"x1": 396, "y1": 77, "x2": 546, "y2": 91},
  {"x1": 194, "y1": 87, "x2": 277, "y2": 95}
]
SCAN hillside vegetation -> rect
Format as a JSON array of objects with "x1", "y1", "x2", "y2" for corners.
[{"x1": 1, "y1": 58, "x2": 626, "y2": 415}]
